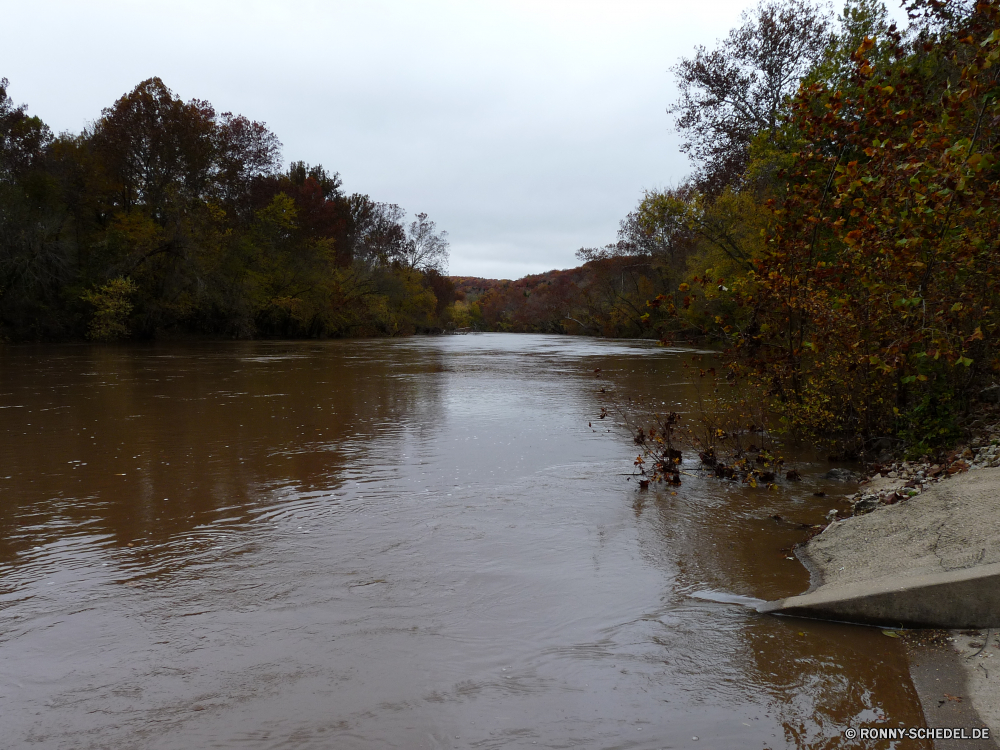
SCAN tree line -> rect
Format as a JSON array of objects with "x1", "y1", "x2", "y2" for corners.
[{"x1": 0, "y1": 77, "x2": 454, "y2": 341}]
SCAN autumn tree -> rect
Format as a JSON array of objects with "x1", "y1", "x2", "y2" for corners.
[
  {"x1": 669, "y1": 0, "x2": 832, "y2": 194},
  {"x1": 353, "y1": 200, "x2": 408, "y2": 269},
  {"x1": 730, "y1": 0, "x2": 1000, "y2": 454},
  {"x1": 400, "y1": 212, "x2": 449, "y2": 272},
  {"x1": 91, "y1": 77, "x2": 218, "y2": 217},
  {"x1": 214, "y1": 112, "x2": 282, "y2": 220},
  {"x1": 0, "y1": 78, "x2": 71, "y2": 338},
  {"x1": 0, "y1": 78, "x2": 51, "y2": 179}
]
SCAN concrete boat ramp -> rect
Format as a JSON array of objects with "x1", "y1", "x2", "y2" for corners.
[
  {"x1": 760, "y1": 467, "x2": 1000, "y2": 628},
  {"x1": 747, "y1": 468, "x2": 1000, "y2": 747},
  {"x1": 757, "y1": 562, "x2": 1000, "y2": 628}
]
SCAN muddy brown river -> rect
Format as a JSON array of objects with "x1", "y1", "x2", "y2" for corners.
[{"x1": 0, "y1": 334, "x2": 926, "y2": 749}]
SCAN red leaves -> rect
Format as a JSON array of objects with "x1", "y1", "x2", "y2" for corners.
[{"x1": 742, "y1": 13, "x2": 1000, "y2": 446}]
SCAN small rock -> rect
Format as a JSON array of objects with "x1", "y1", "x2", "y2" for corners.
[
  {"x1": 947, "y1": 461, "x2": 970, "y2": 476},
  {"x1": 853, "y1": 496, "x2": 880, "y2": 514}
]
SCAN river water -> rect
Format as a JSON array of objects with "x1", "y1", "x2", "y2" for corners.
[{"x1": 0, "y1": 334, "x2": 926, "y2": 749}]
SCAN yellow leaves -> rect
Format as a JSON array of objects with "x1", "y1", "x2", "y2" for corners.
[
  {"x1": 269, "y1": 295, "x2": 305, "y2": 316},
  {"x1": 678, "y1": 282, "x2": 690, "y2": 292},
  {"x1": 81, "y1": 277, "x2": 138, "y2": 342},
  {"x1": 107, "y1": 211, "x2": 165, "y2": 255},
  {"x1": 205, "y1": 201, "x2": 227, "y2": 223},
  {"x1": 868, "y1": 355, "x2": 893, "y2": 374},
  {"x1": 843, "y1": 230, "x2": 863, "y2": 246},
  {"x1": 256, "y1": 193, "x2": 298, "y2": 234},
  {"x1": 722, "y1": 15, "x2": 1000, "y2": 455},
  {"x1": 982, "y1": 28, "x2": 1000, "y2": 46}
]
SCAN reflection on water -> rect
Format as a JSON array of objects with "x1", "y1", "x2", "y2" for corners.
[{"x1": 0, "y1": 335, "x2": 925, "y2": 749}]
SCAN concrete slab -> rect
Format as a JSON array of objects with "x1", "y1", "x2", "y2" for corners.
[
  {"x1": 758, "y1": 562, "x2": 1000, "y2": 628},
  {"x1": 759, "y1": 467, "x2": 1000, "y2": 629}
]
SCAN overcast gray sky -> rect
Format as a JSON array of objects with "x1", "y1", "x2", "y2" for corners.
[{"x1": 2, "y1": 1, "x2": 903, "y2": 279}]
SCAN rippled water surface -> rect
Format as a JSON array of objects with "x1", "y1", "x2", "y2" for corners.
[{"x1": 0, "y1": 335, "x2": 926, "y2": 749}]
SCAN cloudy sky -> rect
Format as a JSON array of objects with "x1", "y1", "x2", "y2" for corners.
[{"x1": 2, "y1": 1, "x2": 903, "y2": 279}]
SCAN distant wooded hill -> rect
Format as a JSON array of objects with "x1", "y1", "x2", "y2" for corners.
[{"x1": 448, "y1": 257, "x2": 689, "y2": 339}]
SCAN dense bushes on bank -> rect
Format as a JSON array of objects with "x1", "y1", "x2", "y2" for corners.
[
  {"x1": 649, "y1": 0, "x2": 1000, "y2": 455},
  {"x1": 473, "y1": 0, "x2": 1000, "y2": 456}
]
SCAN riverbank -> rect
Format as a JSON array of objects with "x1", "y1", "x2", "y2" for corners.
[
  {"x1": 787, "y1": 458, "x2": 1000, "y2": 746},
  {"x1": 844, "y1": 404, "x2": 1000, "y2": 517},
  {"x1": 801, "y1": 467, "x2": 1000, "y2": 597}
]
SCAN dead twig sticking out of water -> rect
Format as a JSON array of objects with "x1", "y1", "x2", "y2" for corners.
[{"x1": 610, "y1": 355, "x2": 802, "y2": 490}]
